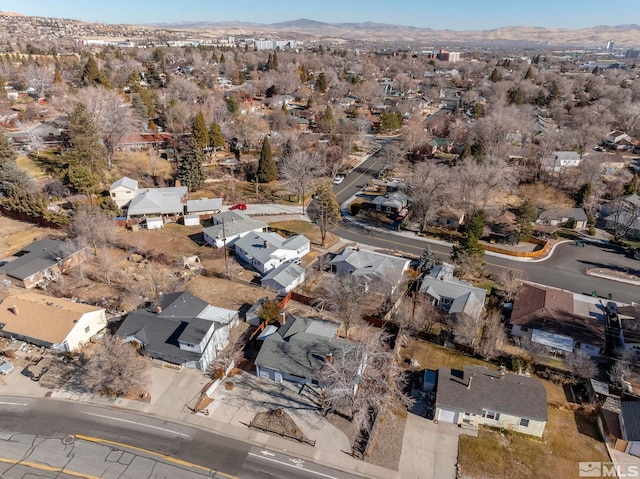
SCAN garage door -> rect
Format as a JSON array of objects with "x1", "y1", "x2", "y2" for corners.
[
  {"x1": 438, "y1": 408, "x2": 458, "y2": 424},
  {"x1": 259, "y1": 367, "x2": 276, "y2": 381}
]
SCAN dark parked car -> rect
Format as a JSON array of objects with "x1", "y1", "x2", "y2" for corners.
[{"x1": 606, "y1": 301, "x2": 618, "y2": 318}]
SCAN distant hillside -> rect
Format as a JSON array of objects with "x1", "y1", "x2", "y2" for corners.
[{"x1": 146, "y1": 18, "x2": 640, "y2": 47}]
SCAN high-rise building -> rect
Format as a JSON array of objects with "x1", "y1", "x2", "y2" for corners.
[
  {"x1": 437, "y1": 50, "x2": 461, "y2": 63},
  {"x1": 606, "y1": 40, "x2": 615, "y2": 51},
  {"x1": 625, "y1": 49, "x2": 640, "y2": 59}
]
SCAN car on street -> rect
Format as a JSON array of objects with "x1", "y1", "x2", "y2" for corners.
[
  {"x1": 606, "y1": 301, "x2": 619, "y2": 318},
  {"x1": 332, "y1": 175, "x2": 345, "y2": 185},
  {"x1": 230, "y1": 203, "x2": 247, "y2": 210}
]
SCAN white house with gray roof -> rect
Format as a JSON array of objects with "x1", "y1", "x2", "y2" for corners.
[
  {"x1": 330, "y1": 246, "x2": 410, "y2": 290},
  {"x1": 234, "y1": 231, "x2": 310, "y2": 274},
  {"x1": 115, "y1": 292, "x2": 237, "y2": 370},
  {"x1": 109, "y1": 176, "x2": 139, "y2": 208},
  {"x1": 202, "y1": 210, "x2": 269, "y2": 248},
  {"x1": 418, "y1": 264, "x2": 486, "y2": 323},
  {"x1": 261, "y1": 261, "x2": 305, "y2": 294},
  {"x1": 435, "y1": 365, "x2": 547, "y2": 437}
]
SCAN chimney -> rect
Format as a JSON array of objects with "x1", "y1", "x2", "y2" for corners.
[
  {"x1": 10, "y1": 305, "x2": 18, "y2": 315},
  {"x1": 325, "y1": 352, "x2": 333, "y2": 363},
  {"x1": 264, "y1": 240, "x2": 270, "y2": 249},
  {"x1": 467, "y1": 375, "x2": 473, "y2": 389},
  {"x1": 279, "y1": 311, "x2": 286, "y2": 325},
  {"x1": 156, "y1": 306, "x2": 162, "y2": 314}
]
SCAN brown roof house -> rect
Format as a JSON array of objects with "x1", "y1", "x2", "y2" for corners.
[
  {"x1": 510, "y1": 284, "x2": 605, "y2": 357},
  {"x1": 0, "y1": 293, "x2": 107, "y2": 351}
]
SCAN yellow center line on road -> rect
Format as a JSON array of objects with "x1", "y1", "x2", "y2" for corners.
[
  {"x1": 0, "y1": 456, "x2": 102, "y2": 479},
  {"x1": 75, "y1": 434, "x2": 238, "y2": 479}
]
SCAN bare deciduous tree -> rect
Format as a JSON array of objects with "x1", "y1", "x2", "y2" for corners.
[
  {"x1": 318, "y1": 327, "x2": 414, "y2": 435},
  {"x1": 81, "y1": 335, "x2": 150, "y2": 397},
  {"x1": 609, "y1": 358, "x2": 632, "y2": 387},
  {"x1": 279, "y1": 150, "x2": 325, "y2": 212},
  {"x1": 565, "y1": 350, "x2": 597, "y2": 380},
  {"x1": 314, "y1": 274, "x2": 368, "y2": 339},
  {"x1": 68, "y1": 206, "x2": 117, "y2": 256},
  {"x1": 495, "y1": 268, "x2": 525, "y2": 303},
  {"x1": 476, "y1": 310, "x2": 506, "y2": 360}
]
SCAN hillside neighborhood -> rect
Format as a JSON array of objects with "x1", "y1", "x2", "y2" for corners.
[{"x1": 1, "y1": 9, "x2": 640, "y2": 479}]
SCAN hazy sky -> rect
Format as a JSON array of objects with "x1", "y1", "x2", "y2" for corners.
[{"x1": 4, "y1": 0, "x2": 640, "y2": 30}]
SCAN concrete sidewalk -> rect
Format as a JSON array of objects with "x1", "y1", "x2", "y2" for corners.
[{"x1": 2, "y1": 361, "x2": 453, "y2": 479}]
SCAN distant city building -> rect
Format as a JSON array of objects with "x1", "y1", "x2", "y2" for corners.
[
  {"x1": 253, "y1": 39, "x2": 299, "y2": 51},
  {"x1": 625, "y1": 49, "x2": 640, "y2": 59},
  {"x1": 437, "y1": 49, "x2": 461, "y2": 63},
  {"x1": 606, "y1": 40, "x2": 615, "y2": 51}
]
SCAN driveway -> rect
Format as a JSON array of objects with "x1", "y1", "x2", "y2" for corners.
[{"x1": 399, "y1": 414, "x2": 476, "y2": 479}]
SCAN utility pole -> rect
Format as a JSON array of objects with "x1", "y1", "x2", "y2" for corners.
[{"x1": 222, "y1": 218, "x2": 229, "y2": 278}]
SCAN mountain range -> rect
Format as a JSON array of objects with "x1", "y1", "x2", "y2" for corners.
[{"x1": 146, "y1": 18, "x2": 640, "y2": 48}]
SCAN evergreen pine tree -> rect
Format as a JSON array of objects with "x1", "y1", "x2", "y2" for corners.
[
  {"x1": 524, "y1": 66, "x2": 533, "y2": 80},
  {"x1": 489, "y1": 68, "x2": 503, "y2": 83},
  {"x1": 272, "y1": 50, "x2": 279, "y2": 69},
  {"x1": 451, "y1": 210, "x2": 485, "y2": 260},
  {"x1": 418, "y1": 245, "x2": 436, "y2": 274},
  {"x1": 576, "y1": 182, "x2": 592, "y2": 206},
  {"x1": 82, "y1": 55, "x2": 112, "y2": 88},
  {"x1": 66, "y1": 103, "x2": 106, "y2": 173},
  {"x1": 191, "y1": 111, "x2": 210, "y2": 152},
  {"x1": 219, "y1": 52, "x2": 226, "y2": 63},
  {"x1": 281, "y1": 138, "x2": 294, "y2": 160},
  {"x1": 256, "y1": 136, "x2": 277, "y2": 183},
  {"x1": 53, "y1": 68, "x2": 64, "y2": 83},
  {"x1": 315, "y1": 72, "x2": 328, "y2": 93},
  {"x1": 516, "y1": 199, "x2": 537, "y2": 242},
  {"x1": 209, "y1": 122, "x2": 225, "y2": 151},
  {"x1": 0, "y1": 130, "x2": 17, "y2": 164},
  {"x1": 177, "y1": 146, "x2": 205, "y2": 192}
]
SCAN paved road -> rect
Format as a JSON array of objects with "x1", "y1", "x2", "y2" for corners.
[
  {"x1": 0, "y1": 397, "x2": 361, "y2": 479},
  {"x1": 330, "y1": 141, "x2": 640, "y2": 305}
]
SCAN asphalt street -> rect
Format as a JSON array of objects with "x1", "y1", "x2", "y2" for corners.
[
  {"x1": 330, "y1": 140, "x2": 640, "y2": 305},
  {"x1": 0, "y1": 397, "x2": 362, "y2": 479}
]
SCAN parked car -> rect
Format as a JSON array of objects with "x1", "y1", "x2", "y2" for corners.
[
  {"x1": 332, "y1": 175, "x2": 345, "y2": 185},
  {"x1": 230, "y1": 203, "x2": 247, "y2": 210},
  {"x1": 606, "y1": 301, "x2": 619, "y2": 318}
]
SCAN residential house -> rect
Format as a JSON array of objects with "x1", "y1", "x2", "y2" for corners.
[
  {"x1": 542, "y1": 151, "x2": 581, "y2": 173},
  {"x1": 427, "y1": 138, "x2": 454, "y2": 155},
  {"x1": 185, "y1": 198, "x2": 223, "y2": 216},
  {"x1": 430, "y1": 207, "x2": 465, "y2": 229},
  {"x1": 261, "y1": 262, "x2": 305, "y2": 295},
  {"x1": 619, "y1": 401, "x2": 640, "y2": 457},
  {"x1": 203, "y1": 210, "x2": 269, "y2": 248},
  {"x1": 126, "y1": 186, "x2": 188, "y2": 220},
  {"x1": 234, "y1": 231, "x2": 310, "y2": 274},
  {"x1": 434, "y1": 365, "x2": 548, "y2": 438},
  {"x1": 288, "y1": 116, "x2": 310, "y2": 131},
  {"x1": 0, "y1": 293, "x2": 107, "y2": 351},
  {"x1": 536, "y1": 207, "x2": 588, "y2": 229},
  {"x1": 605, "y1": 130, "x2": 634, "y2": 151},
  {"x1": 0, "y1": 239, "x2": 86, "y2": 289},
  {"x1": 510, "y1": 284, "x2": 605, "y2": 357},
  {"x1": 418, "y1": 264, "x2": 486, "y2": 343},
  {"x1": 366, "y1": 191, "x2": 409, "y2": 216},
  {"x1": 330, "y1": 246, "x2": 410, "y2": 291},
  {"x1": 116, "y1": 292, "x2": 237, "y2": 370},
  {"x1": 255, "y1": 314, "x2": 362, "y2": 385},
  {"x1": 603, "y1": 194, "x2": 640, "y2": 240},
  {"x1": 109, "y1": 176, "x2": 139, "y2": 208}
]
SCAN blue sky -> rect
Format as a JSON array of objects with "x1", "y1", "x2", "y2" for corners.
[{"x1": 3, "y1": 0, "x2": 639, "y2": 30}]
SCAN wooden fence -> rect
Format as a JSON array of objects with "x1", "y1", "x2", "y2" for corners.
[{"x1": 482, "y1": 237, "x2": 550, "y2": 258}]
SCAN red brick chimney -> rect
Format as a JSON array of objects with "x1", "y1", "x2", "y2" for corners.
[
  {"x1": 325, "y1": 352, "x2": 333, "y2": 363},
  {"x1": 279, "y1": 311, "x2": 286, "y2": 325},
  {"x1": 10, "y1": 305, "x2": 18, "y2": 315}
]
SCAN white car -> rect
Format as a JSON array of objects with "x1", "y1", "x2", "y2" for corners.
[{"x1": 332, "y1": 175, "x2": 345, "y2": 185}]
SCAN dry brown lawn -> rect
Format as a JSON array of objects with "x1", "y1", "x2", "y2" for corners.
[{"x1": 0, "y1": 215, "x2": 63, "y2": 257}]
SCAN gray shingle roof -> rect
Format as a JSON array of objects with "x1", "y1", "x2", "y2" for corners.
[
  {"x1": 436, "y1": 365, "x2": 548, "y2": 422},
  {"x1": 255, "y1": 315, "x2": 355, "y2": 381},
  {"x1": 186, "y1": 198, "x2": 222, "y2": 213},
  {"x1": 235, "y1": 231, "x2": 309, "y2": 265},
  {"x1": 537, "y1": 207, "x2": 588, "y2": 223},
  {"x1": 109, "y1": 176, "x2": 138, "y2": 192},
  {"x1": 330, "y1": 247, "x2": 409, "y2": 284},
  {"x1": 261, "y1": 262, "x2": 305, "y2": 290},
  {"x1": 419, "y1": 265, "x2": 487, "y2": 320},
  {"x1": 203, "y1": 211, "x2": 268, "y2": 241},
  {"x1": 0, "y1": 239, "x2": 84, "y2": 281},
  {"x1": 127, "y1": 187, "x2": 187, "y2": 216},
  {"x1": 622, "y1": 401, "x2": 640, "y2": 441},
  {"x1": 115, "y1": 292, "x2": 227, "y2": 363}
]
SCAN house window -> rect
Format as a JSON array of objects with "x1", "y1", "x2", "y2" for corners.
[
  {"x1": 84, "y1": 326, "x2": 90, "y2": 333},
  {"x1": 376, "y1": 205, "x2": 381, "y2": 211},
  {"x1": 482, "y1": 410, "x2": 500, "y2": 421},
  {"x1": 438, "y1": 297, "x2": 454, "y2": 313},
  {"x1": 520, "y1": 418, "x2": 529, "y2": 427}
]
